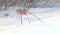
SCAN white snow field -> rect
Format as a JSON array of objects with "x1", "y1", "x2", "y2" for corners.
[{"x1": 0, "y1": 8, "x2": 60, "y2": 34}]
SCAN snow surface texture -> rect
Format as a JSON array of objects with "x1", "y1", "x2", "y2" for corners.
[
  {"x1": 0, "y1": 8, "x2": 60, "y2": 26},
  {"x1": 0, "y1": 8, "x2": 60, "y2": 34}
]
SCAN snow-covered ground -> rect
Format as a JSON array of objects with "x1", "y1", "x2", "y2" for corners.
[{"x1": 0, "y1": 8, "x2": 60, "y2": 34}]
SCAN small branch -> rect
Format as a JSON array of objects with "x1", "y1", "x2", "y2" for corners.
[
  {"x1": 20, "y1": 15, "x2": 23, "y2": 25},
  {"x1": 28, "y1": 12, "x2": 44, "y2": 23},
  {"x1": 27, "y1": 15, "x2": 30, "y2": 24}
]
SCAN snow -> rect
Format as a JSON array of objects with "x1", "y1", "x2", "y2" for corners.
[{"x1": 0, "y1": 8, "x2": 60, "y2": 34}]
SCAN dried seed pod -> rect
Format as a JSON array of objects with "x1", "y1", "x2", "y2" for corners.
[
  {"x1": 16, "y1": 8, "x2": 27, "y2": 15},
  {"x1": 4, "y1": 13, "x2": 9, "y2": 17}
]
